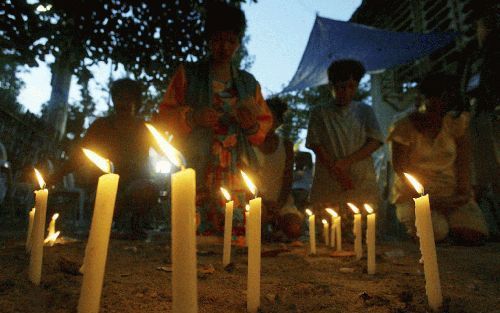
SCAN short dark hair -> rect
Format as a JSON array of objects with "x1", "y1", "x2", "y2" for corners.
[
  {"x1": 205, "y1": 2, "x2": 246, "y2": 38},
  {"x1": 418, "y1": 72, "x2": 459, "y2": 99},
  {"x1": 266, "y1": 97, "x2": 288, "y2": 124},
  {"x1": 110, "y1": 78, "x2": 142, "y2": 109},
  {"x1": 327, "y1": 59, "x2": 366, "y2": 84}
]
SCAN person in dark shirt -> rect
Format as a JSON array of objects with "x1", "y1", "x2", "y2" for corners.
[
  {"x1": 459, "y1": 3, "x2": 499, "y2": 238},
  {"x1": 51, "y1": 78, "x2": 156, "y2": 238}
]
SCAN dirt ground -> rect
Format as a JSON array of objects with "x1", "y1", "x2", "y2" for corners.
[{"x1": 0, "y1": 229, "x2": 499, "y2": 313}]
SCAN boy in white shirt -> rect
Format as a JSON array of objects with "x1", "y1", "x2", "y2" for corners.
[{"x1": 306, "y1": 59, "x2": 383, "y2": 217}]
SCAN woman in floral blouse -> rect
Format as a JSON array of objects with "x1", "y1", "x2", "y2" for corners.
[{"x1": 156, "y1": 2, "x2": 272, "y2": 233}]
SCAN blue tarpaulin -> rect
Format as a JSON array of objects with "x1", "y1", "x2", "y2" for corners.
[{"x1": 283, "y1": 16, "x2": 457, "y2": 92}]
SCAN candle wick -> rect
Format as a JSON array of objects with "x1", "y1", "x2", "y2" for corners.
[
  {"x1": 109, "y1": 161, "x2": 115, "y2": 174},
  {"x1": 180, "y1": 165, "x2": 186, "y2": 171}
]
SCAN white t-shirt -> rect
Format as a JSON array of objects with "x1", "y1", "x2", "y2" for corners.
[
  {"x1": 306, "y1": 101, "x2": 383, "y2": 205},
  {"x1": 254, "y1": 136, "x2": 286, "y2": 202},
  {"x1": 253, "y1": 136, "x2": 303, "y2": 218}
]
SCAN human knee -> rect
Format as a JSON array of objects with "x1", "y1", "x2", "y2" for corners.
[
  {"x1": 395, "y1": 202, "x2": 416, "y2": 234},
  {"x1": 430, "y1": 211, "x2": 449, "y2": 241}
]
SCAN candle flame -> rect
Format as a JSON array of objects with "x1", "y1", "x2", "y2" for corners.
[
  {"x1": 245, "y1": 204, "x2": 250, "y2": 212},
  {"x1": 51, "y1": 213, "x2": 59, "y2": 221},
  {"x1": 364, "y1": 204, "x2": 374, "y2": 214},
  {"x1": 404, "y1": 173, "x2": 424, "y2": 195},
  {"x1": 34, "y1": 168, "x2": 46, "y2": 189},
  {"x1": 240, "y1": 170, "x2": 257, "y2": 196},
  {"x1": 347, "y1": 203, "x2": 360, "y2": 214},
  {"x1": 145, "y1": 123, "x2": 185, "y2": 168},
  {"x1": 82, "y1": 148, "x2": 112, "y2": 173},
  {"x1": 305, "y1": 208, "x2": 313, "y2": 216},
  {"x1": 325, "y1": 208, "x2": 338, "y2": 217},
  {"x1": 322, "y1": 219, "x2": 328, "y2": 225},
  {"x1": 220, "y1": 187, "x2": 231, "y2": 201},
  {"x1": 44, "y1": 231, "x2": 60, "y2": 246}
]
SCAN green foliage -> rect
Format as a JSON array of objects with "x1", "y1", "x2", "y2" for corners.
[
  {"x1": 66, "y1": 68, "x2": 96, "y2": 140},
  {"x1": 279, "y1": 85, "x2": 330, "y2": 144},
  {"x1": 0, "y1": 57, "x2": 25, "y2": 114},
  {"x1": 1, "y1": 0, "x2": 256, "y2": 90},
  {"x1": 235, "y1": 35, "x2": 255, "y2": 71}
]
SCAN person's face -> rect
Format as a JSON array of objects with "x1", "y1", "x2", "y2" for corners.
[
  {"x1": 330, "y1": 78, "x2": 359, "y2": 107},
  {"x1": 423, "y1": 96, "x2": 447, "y2": 115},
  {"x1": 208, "y1": 31, "x2": 240, "y2": 63},
  {"x1": 114, "y1": 97, "x2": 136, "y2": 116}
]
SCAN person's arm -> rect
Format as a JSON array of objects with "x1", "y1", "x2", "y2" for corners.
[
  {"x1": 240, "y1": 83, "x2": 273, "y2": 145},
  {"x1": 334, "y1": 138, "x2": 382, "y2": 172},
  {"x1": 309, "y1": 144, "x2": 354, "y2": 190},
  {"x1": 156, "y1": 65, "x2": 193, "y2": 137},
  {"x1": 336, "y1": 104, "x2": 383, "y2": 171},
  {"x1": 387, "y1": 117, "x2": 423, "y2": 200},
  {"x1": 49, "y1": 119, "x2": 105, "y2": 187},
  {"x1": 455, "y1": 124, "x2": 473, "y2": 197},
  {"x1": 391, "y1": 141, "x2": 411, "y2": 176},
  {"x1": 277, "y1": 140, "x2": 294, "y2": 209},
  {"x1": 305, "y1": 107, "x2": 353, "y2": 190}
]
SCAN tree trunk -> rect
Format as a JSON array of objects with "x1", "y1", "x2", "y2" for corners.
[{"x1": 45, "y1": 51, "x2": 75, "y2": 141}]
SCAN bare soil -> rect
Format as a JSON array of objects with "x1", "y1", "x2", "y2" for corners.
[{"x1": 0, "y1": 231, "x2": 499, "y2": 313}]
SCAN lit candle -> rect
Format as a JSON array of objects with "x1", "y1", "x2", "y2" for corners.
[
  {"x1": 29, "y1": 169, "x2": 48, "y2": 285},
  {"x1": 241, "y1": 170, "x2": 261, "y2": 313},
  {"x1": 77, "y1": 149, "x2": 119, "y2": 313},
  {"x1": 364, "y1": 204, "x2": 376, "y2": 274},
  {"x1": 305, "y1": 209, "x2": 316, "y2": 255},
  {"x1": 26, "y1": 208, "x2": 35, "y2": 253},
  {"x1": 44, "y1": 231, "x2": 60, "y2": 247},
  {"x1": 335, "y1": 215, "x2": 342, "y2": 251},
  {"x1": 147, "y1": 124, "x2": 197, "y2": 313},
  {"x1": 44, "y1": 213, "x2": 59, "y2": 247},
  {"x1": 221, "y1": 187, "x2": 234, "y2": 267},
  {"x1": 404, "y1": 173, "x2": 442, "y2": 311},
  {"x1": 322, "y1": 219, "x2": 329, "y2": 245},
  {"x1": 347, "y1": 203, "x2": 362, "y2": 260},
  {"x1": 325, "y1": 208, "x2": 338, "y2": 248}
]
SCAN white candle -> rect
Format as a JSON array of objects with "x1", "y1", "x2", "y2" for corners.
[
  {"x1": 241, "y1": 170, "x2": 261, "y2": 313},
  {"x1": 171, "y1": 168, "x2": 197, "y2": 313},
  {"x1": 245, "y1": 204, "x2": 250, "y2": 247},
  {"x1": 305, "y1": 209, "x2": 316, "y2": 255},
  {"x1": 26, "y1": 208, "x2": 35, "y2": 253},
  {"x1": 78, "y1": 149, "x2": 119, "y2": 313},
  {"x1": 405, "y1": 173, "x2": 442, "y2": 311},
  {"x1": 45, "y1": 213, "x2": 59, "y2": 247},
  {"x1": 335, "y1": 216, "x2": 342, "y2": 251},
  {"x1": 47, "y1": 213, "x2": 58, "y2": 236},
  {"x1": 364, "y1": 204, "x2": 376, "y2": 275},
  {"x1": 325, "y1": 208, "x2": 338, "y2": 248},
  {"x1": 221, "y1": 187, "x2": 234, "y2": 267},
  {"x1": 322, "y1": 219, "x2": 329, "y2": 245},
  {"x1": 29, "y1": 169, "x2": 48, "y2": 285},
  {"x1": 348, "y1": 203, "x2": 362, "y2": 260},
  {"x1": 147, "y1": 124, "x2": 197, "y2": 313}
]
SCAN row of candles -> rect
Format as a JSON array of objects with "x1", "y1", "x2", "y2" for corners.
[
  {"x1": 24, "y1": 123, "x2": 442, "y2": 313},
  {"x1": 302, "y1": 203, "x2": 376, "y2": 275}
]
